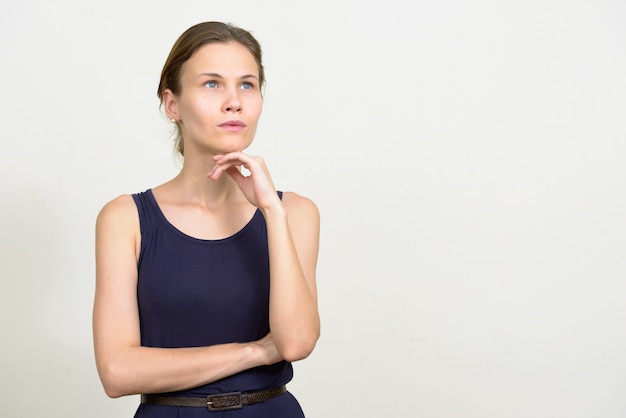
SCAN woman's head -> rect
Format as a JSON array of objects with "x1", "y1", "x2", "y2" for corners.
[{"x1": 158, "y1": 22, "x2": 265, "y2": 156}]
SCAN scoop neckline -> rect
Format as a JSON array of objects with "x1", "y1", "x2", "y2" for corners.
[{"x1": 145, "y1": 188, "x2": 261, "y2": 244}]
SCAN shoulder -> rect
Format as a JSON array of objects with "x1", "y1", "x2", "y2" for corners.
[
  {"x1": 96, "y1": 194, "x2": 139, "y2": 230},
  {"x1": 280, "y1": 192, "x2": 320, "y2": 263},
  {"x1": 281, "y1": 191, "x2": 320, "y2": 225}
]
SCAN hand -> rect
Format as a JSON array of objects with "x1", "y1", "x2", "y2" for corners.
[
  {"x1": 208, "y1": 152, "x2": 281, "y2": 210},
  {"x1": 253, "y1": 333, "x2": 283, "y2": 366}
]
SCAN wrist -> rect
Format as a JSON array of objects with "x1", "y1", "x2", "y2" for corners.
[
  {"x1": 237, "y1": 342, "x2": 262, "y2": 368},
  {"x1": 243, "y1": 341, "x2": 266, "y2": 366},
  {"x1": 260, "y1": 201, "x2": 286, "y2": 221}
]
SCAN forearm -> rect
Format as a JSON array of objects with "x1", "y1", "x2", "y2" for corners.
[
  {"x1": 96, "y1": 342, "x2": 264, "y2": 398},
  {"x1": 262, "y1": 205, "x2": 320, "y2": 361}
]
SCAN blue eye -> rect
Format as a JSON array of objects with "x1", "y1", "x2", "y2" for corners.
[
  {"x1": 204, "y1": 80, "x2": 218, "y2": 88},
  {"x1": 241, "y1": 82, "x2": 253, "y2": 90}
]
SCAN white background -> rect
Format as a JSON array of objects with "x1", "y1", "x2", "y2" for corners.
[{"x1": 1, "y1": 1, "x2": 625, "y2": 417}]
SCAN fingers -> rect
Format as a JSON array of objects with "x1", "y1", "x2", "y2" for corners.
[
  {"x1": 207, "y1": 152, "x2": 279, "y2": 209},
  {"x1": 257, "y1": 334, "x2": 282, "y2": 365},
  {"x1": 207, "y1": 162, "x2": 230, "y2": 181},
  {"x1": 224, "y1": 166, "x2": 246, "y2": 188},
  {"x1": 207, "y1": 158, "x2": 241, "y2": 181},
  {"x1": 208, "y1": 152, "x2": 265, "y2": 181},
  {"x1": 213, "y1": 153, "x2": 265, "y2": 172}
]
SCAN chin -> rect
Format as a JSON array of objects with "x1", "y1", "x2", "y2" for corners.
[{"x1": 222, "y1": 137, "x2": 254, "y2": 153}]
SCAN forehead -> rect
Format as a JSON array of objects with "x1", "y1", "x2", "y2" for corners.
[{"x1": 182, "y1": 42, "x2": 259, "y2": 78}]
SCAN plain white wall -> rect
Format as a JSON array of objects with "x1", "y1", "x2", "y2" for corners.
[{"x1": 1, "y1": 1, "x2": 625, "y2": 417}]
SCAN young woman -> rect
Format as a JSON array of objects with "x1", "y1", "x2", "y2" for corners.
[{"x1": 93, "y1": 21, "x2": 320, "y2": 417}]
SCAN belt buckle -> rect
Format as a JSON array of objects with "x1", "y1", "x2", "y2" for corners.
[{"x1": 206, "y1": 392, "x2": 243, "y2": 412}]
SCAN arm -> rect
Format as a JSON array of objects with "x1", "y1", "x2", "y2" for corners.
[
  {"x1": 92, "y1": 195, "x2": 280, "y2": 398},
  {"x1": 263, "y1": 192, "x2": 320, "y2": 361},
  {"x1": 209, "y1": 154, "x2": 321, "y2": 361}
]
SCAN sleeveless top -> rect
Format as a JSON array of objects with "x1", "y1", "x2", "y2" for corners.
[{"x1": 131, "y1": 189, "x2": 292, "y2": 397}]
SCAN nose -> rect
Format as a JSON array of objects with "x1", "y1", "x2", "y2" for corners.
[{"x1": 222, "y1": 88, "x2": 242, "y2": 113}]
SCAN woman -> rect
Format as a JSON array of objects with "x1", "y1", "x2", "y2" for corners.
[{"x1": 93, "y1": 21, "x2": 320, "y2": 417}]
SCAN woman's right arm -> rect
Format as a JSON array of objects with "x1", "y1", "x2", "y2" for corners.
[{"x1": 92, "y1": 195, "x2": 280, "y2": 398}]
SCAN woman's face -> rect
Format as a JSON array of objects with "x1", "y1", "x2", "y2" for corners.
[{"x1": 167, "y1": 42, "x2": 263, "y2": 155}]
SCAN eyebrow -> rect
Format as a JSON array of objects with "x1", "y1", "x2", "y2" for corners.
[{"x1": 196, "y1": 72, "x2": 259, "y2": 80}]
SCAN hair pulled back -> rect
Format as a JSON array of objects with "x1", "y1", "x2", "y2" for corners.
[{"x1": 157, "y1": 22, "x2": 265, "y2": 156}]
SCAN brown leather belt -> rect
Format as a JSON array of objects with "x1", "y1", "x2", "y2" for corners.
[{"x1": 141, "y1": 385, "x2": 287, "y2": 412}]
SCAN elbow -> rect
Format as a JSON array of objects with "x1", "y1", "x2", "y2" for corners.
[
  {"x1": 282, "y1": 347, "x2": 314, "y2": 363},
  {"x1": 103, "y1": 385, "x2": 125, "y2": 399},
  {"x1": 97, "y1": 362, "x2": 134, "y2": 398},
  {"x1": 280, "y1": 330, "x2": 320, "y2": 362},
  {"x1": 103, "y1": 382, "x2": 128, "y2": 399}
]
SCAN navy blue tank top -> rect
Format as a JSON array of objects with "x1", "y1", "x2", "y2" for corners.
[{"x1": 132, "y1": 189, "x2": 292, "y2": 397}]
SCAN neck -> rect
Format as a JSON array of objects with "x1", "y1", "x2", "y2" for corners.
[{"x1": 166, "y1": 152, "x2": 244, "y2": 207}]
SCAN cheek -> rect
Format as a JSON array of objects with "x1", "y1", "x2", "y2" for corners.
[
  {"x1": 182, "y1": 98, "x2": 213, "y2": 121},
  {"x1": 249, "y1": 97, "x2": 263, "y2": 119}
]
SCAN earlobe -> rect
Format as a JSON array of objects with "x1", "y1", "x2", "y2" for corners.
[{"x1": 162, "y1": 89, "x2": 179, "y2": 121}]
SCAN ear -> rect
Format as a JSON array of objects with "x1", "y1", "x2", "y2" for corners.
[{"x1": 162, "y1": 89, "x2": 179, "y2": 120}]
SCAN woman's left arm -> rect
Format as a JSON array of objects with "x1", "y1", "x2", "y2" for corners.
[
  {"x1": 210, "y1": 153, "x2": 321, "y2": 361},
  {"x1": 263, "y1": 191, "x2": 321, "y2": 362}
]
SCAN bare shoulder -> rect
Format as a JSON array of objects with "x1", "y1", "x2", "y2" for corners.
[
  {"x1": 96, "y1": 194, "x2": 139, "y2": 230},
  {"x1": 281, "y1": 192, "x2": 320, "y2": 274},
  {"x1": 281, "y1": 191, "x2": 320, "y2": 222}
]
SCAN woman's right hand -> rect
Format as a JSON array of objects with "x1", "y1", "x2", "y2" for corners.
[{"x1": 253, "y1": 333, "x2": 283, "y2": 366}]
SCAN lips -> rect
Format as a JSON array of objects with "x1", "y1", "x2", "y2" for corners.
[
  {"x1": 217, "y1": 120, "x2": 247, "y2": 133},
  {"x1": 218, "y1": 120, "x2": 247, "y2": 128}
]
